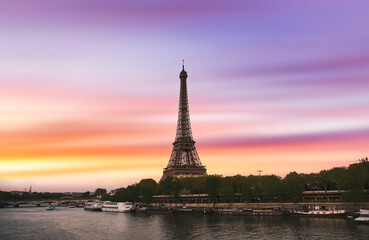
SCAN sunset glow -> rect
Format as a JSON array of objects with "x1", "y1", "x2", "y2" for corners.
[{"x1": 1, "y1": 0, "x2": 368, "y2": 192}]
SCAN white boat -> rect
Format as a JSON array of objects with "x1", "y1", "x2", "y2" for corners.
[
  {"x1": 17, "y1": 203, "x2": 37, "y2": 208},
  {"x1": 84, "y1": 201, "x2": 102, "y2": 211},
  {"x1": 354, "y1": 209, "x2": 369, "y2": 223},
  {"x1": 101, "y1": 201, "x2": 134, "y2": 213},
  {"x1": 291, "y1": 206, "x2": 346, "y2": 217},
  {"x1": 46, "y1": 203, "x2": 56, "y2": 210}
]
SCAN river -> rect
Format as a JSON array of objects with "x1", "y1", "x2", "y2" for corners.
[{"x1": 1, "y1": 207, "x2": 369, "y2": 239}]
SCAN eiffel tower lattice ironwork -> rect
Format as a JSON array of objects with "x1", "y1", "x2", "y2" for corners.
[{"x1": 160, "y1": 63, "x2": 207, "y2": 182}]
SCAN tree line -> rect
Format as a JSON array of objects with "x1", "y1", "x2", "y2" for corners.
[
  {"x1": 0, "y1": 188, "x2": 106, "y2": 201},
  {"x1": 108, "y1": 157, "x2": 369, "y2": 203},
  {"x1": 1, "y1": 158, "x2": 367, "y2": 203}
]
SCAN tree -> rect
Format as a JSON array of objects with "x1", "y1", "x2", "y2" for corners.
[
  {"x1": 159, "y1": 176, "x2": 175, "y2": 195},
  {"x1": 191, "y1": 176, "x2": 207, "y2": 193},
  {"x1": 248, "y1": 175, "x2": 263, "y2": 202},
  {"x1": 101, "y1": 194, "x2": 110, "y2": 201},
  {"x1": 239, "y1": 177, "x2": 252, "y2": 202},
  {"x1": 158, "y1": 177, "x2": 181, "y2": 202},
  {"x1": 328, "y1": 167, "x2": 347, "y2": 190},
  {"x1": 220, "y1": 177, "x2": 235, "y2": 202},
  {"x1": 341, "y1": 159, "x2": 369, "y2": 202},
  {"x1": 138, "y1": 178, "x2": 157, "y2": 203},
  {"x1": 110, "y1": 188, "x2": 127, "y2": 202},
  {"x1": 0, "y1": 191, "x2": 13, "y2": 201},
  {"x1": 261, "y1": 175, "x2": 283, "y2": 202},
  {"x1": 206, "y1": 175, "x2": 222, "y2": 204},
  {"x1": 171, "y1": 178, "x2": 181, "y2": 202},
  {"x1": 181, "y1": 177, "x2": 196, "y2": 194},
  {"x1": 284, "y1": 172, "x2": 304, "y2": 202},
  {"x1": 82, "y1": 191, "x2": 90, "y2": 198},
  {"x1": 94, "y1": 188, "x2": 107, "y2": 197},
  {"x1": 126, "y1": 184, "x2": 139, "y2": 202},
  {"x1": 342, "y1": 187, "x2": 366, "y2": 203}
]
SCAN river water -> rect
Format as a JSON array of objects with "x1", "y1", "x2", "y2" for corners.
[{"x1": 1, "y1": 207, "x2": 369, "y2": 240}]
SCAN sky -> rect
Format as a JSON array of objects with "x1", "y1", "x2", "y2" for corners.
[{"x1": 1, "y1": 0, "x2": 369, "y2": 192}]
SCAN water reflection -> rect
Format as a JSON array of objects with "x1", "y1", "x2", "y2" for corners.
[{"x1": 1, "y1": 208, "x2": 369, "y2": 240}]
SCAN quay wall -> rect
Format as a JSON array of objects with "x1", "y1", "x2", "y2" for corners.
[{"x1": 150, "y1": 202, "x2": 369, "y2": 210}]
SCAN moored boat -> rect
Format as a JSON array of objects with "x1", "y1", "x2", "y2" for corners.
[
  {"x1": 84, "y1": 201, "x2": 102, "y2": 211},
  {"x1": 173, "y1": 206, "x2": 207, "y2": 214},
  {"x1": 213, "y1": 207, "x2": 285, "y2": 216},
  {"x1": 175, "y1": 206, "x2": 193, "y2": 213},
  {"x1": 291, "y1": 206, "x2": 346, "y2": 217},
  {"x1": 252, "y1": 207, "x2": 285, "y2": 216},
  {"x1": 17, "y1": 203, "x2": 37, "y2": 208},
  {"x1": 135, "y1": 206, "x2": 173, "y2": 214},
  {"x1": 46, "y1": 203, "x2": 56, "y2": 210},
  {"x1": 354, "y1": 209, "x2": 369, "y2": 223},
  {"x1": 172, "y1": 205, "x2": 210, "y2": 214},
  {"x1": 101, "y1": 201, "x2": 134, "y2": 213},
  {"x1": 214, "y1": 208, "x2": 243, "y2": 215}
]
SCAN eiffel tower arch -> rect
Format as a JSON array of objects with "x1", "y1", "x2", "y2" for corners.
[{"x1": 160, "y1": 63, "x2": 207, "y2": 182}]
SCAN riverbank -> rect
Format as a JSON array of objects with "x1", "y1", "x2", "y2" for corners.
[{"x1": 150, "y1": 202, "x2": 369, "y2": 211}]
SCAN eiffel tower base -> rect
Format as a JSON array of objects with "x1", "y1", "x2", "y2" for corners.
[{"x1": 160, "y1": 167, "x2": 207, "y2": 182}]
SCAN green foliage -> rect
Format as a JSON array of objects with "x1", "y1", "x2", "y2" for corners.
[
  {"x1": 126, "y1": 184, "x2": 139, "y2": 202},
  {"x1": 2, "y1": 157, "x2": 367, "y2": 203},
  {"x1": 158, "y1": 176, "x2": 175, "y2": 195},
  {"x1": 206, "y1": 175, "x2": 222, "y2": 203},
  {"x1": 158, "y1": 177, "x2": 181, "y2": 202},
  {"x1": 0, "y1": 191, "x2": 65, "y2": 201},
  {"x1": 101, "y1": 194, "x2": 110, "y2": 201},
  {"x1": 284, "y1": 172, "x2": 304, "y2": 202},
  {"x1": 110, "y1": 188, "x2": 127, "y2": 202},
  {"x1": 342, "y1": 187, "x2": 366, "y2": 203},
  {"x1": 220, "y1": 177, "x2": 235, "y2": 202},
  {"x1": 82, "y1": 191, "x2": 90, "y2": 198},
  {"x1": 0, "y1": 191, "x2": 12, "y2": 201},
  {"x1": 190, "y1": 176, "x2": 207, "y2": 193},
  {"x1": 94, "y1": 188, "x2": 107, "y2": 196},
  {"x1": 239, "y1": 177, "x2": 252, "y2": 202},
  {"x1": 180, "y1": 177, "x2": 196, "y2": 193},
  {"x1": 171, "y1": 178, "x2": 181, "y2": 202},
  {"x1": 138, "y1": 178, "x2": 157, "y2": 203},
  {"x1": 261, "y1": 175, "x2": 284, "y2": 202}
]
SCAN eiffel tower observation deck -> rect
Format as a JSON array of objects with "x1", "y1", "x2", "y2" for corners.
[{"x1": 160, "y1": 63, "x2": 207, "y2": 182}]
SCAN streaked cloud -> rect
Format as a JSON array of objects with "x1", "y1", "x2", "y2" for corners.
[
  {"x1": 1, "y1": 0, "x2": 368, "y2": 191},
  {"x1": 229, "y1": 54, "x2": 369, "y2": 77}
]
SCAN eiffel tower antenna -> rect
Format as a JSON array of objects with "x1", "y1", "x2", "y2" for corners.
[{"x1": 160, "y1": 63, "x2": 207, "y2": 181}]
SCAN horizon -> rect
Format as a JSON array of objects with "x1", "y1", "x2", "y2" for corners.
[
  {"x1": 1, "y1": 0, "x2": 369, "y2": 192},
  {"x1": 2, "y1": 158, "x2": 366, "y2": 193}
]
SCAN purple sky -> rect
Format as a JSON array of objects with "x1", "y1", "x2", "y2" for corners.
[{"x1": 1, "y1": 0, "x2": 369, "y2": 191}]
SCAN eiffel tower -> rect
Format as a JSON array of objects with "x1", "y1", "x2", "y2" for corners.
[{"x1": 160, "y1": 63, "x2": 207, "y2": 182}]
